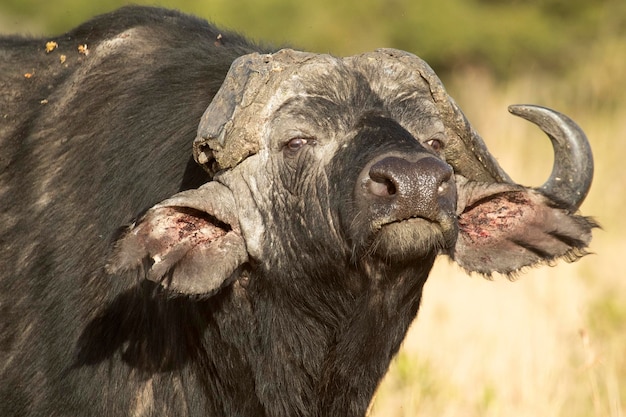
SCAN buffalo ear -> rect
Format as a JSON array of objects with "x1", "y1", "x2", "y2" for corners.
[
  {"x1": 106, "y1": 182, "x2": 247, "y2": 297},
  {"x1": 452, "y1": 180, "x2": 597, "y2": 277}
]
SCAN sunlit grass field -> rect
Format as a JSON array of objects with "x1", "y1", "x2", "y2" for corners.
[{"x1": 371, "y1": 38, "x2": 626, "y2": 417}]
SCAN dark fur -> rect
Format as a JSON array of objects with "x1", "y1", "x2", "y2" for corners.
[{"x1": 0, "y1": 6, "x2": 271, "y2": 416}]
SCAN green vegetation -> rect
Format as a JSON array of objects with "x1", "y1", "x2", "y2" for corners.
[
  {"x1": 1, "y1": 1, "x2": 623, "y2": 416},
  {"x1": 1, "y1": 0, "x2": 624, "y2": 78}
]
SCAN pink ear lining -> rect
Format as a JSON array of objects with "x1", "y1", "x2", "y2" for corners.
[
  {"x1": 141, "y1": 207, "x2": 229, "y2": 267},
  {"x1": 453, "y1": 189, "x2": 595, "y2": 276},
  {"x1": 107, "y1": 206, "x2": 232, "y2": 281},
  {"x1": 458, "y1": 192, "x2": 530, "y2": 244}
]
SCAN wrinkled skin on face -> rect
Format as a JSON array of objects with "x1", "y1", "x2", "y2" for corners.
[
  {"x1": 215, "y1": 50, "x2": 459, "y2": 270},
  {"x1": 108, "y1": 49, "x2": 596, "y2": 417}
]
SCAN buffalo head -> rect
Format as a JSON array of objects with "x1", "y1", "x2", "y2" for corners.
[{"x1": 108, "y1": 48, "x2": 594, "y2": 293}]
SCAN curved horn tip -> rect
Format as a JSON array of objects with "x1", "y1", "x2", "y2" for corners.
[{"x1": 507, "y1": 104, "x2": 594, "y2": 211}]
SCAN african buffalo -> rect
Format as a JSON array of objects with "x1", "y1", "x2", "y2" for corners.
[{"x1": 0, "y1": 6, "x2": 595, "y2": 417}]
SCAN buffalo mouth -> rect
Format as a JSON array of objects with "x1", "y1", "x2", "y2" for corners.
[{"x1": 367, "y1": 209, "x2": 459, "y2": 262}]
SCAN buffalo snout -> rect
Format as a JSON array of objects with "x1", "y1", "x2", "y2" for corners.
[{"x1": 366, "y1": 155, "x2": 455, "y2": 223}]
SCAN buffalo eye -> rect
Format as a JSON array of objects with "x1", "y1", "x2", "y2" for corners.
[
  {"x1": 284, "y1": 137, "x2": 316, "y2": 153},
  {"x1": 425, "y1": 138, "x2": 444, "y2": 153}
]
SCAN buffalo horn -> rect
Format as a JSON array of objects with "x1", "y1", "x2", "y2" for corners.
[{"x1": 508, "y1": 104, "x2": 593, "y2": 211}]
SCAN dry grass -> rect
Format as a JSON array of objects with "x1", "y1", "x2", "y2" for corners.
[{"x1": 370, "y1": 39, "x2": 626, "y2": 417}]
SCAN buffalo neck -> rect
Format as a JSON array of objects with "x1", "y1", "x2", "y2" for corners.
[{"x1": 204, "y1": 255, "x2": 436, "y2": 417}]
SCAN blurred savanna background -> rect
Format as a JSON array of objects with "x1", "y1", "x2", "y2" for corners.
[{"x1": 1, "y1": 0, "x2": 624, "y2": 416}]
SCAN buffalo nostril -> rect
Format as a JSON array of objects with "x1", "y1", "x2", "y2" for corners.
[
  {"x1": 360, "y1": 154, "x2": 456, "y2": 224},
  {"x1": 365, "y1": 155, "x2": 454, "y2": 214},
  {"x1": 368, "y1": 174, "x2": 397, "y2": 197},
  {"x1": 436, "y1": 164, "x2": 453, "y2": 195},
  {"x1": 437, "y1": 181, "x2": 450, "y2": 196}
]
